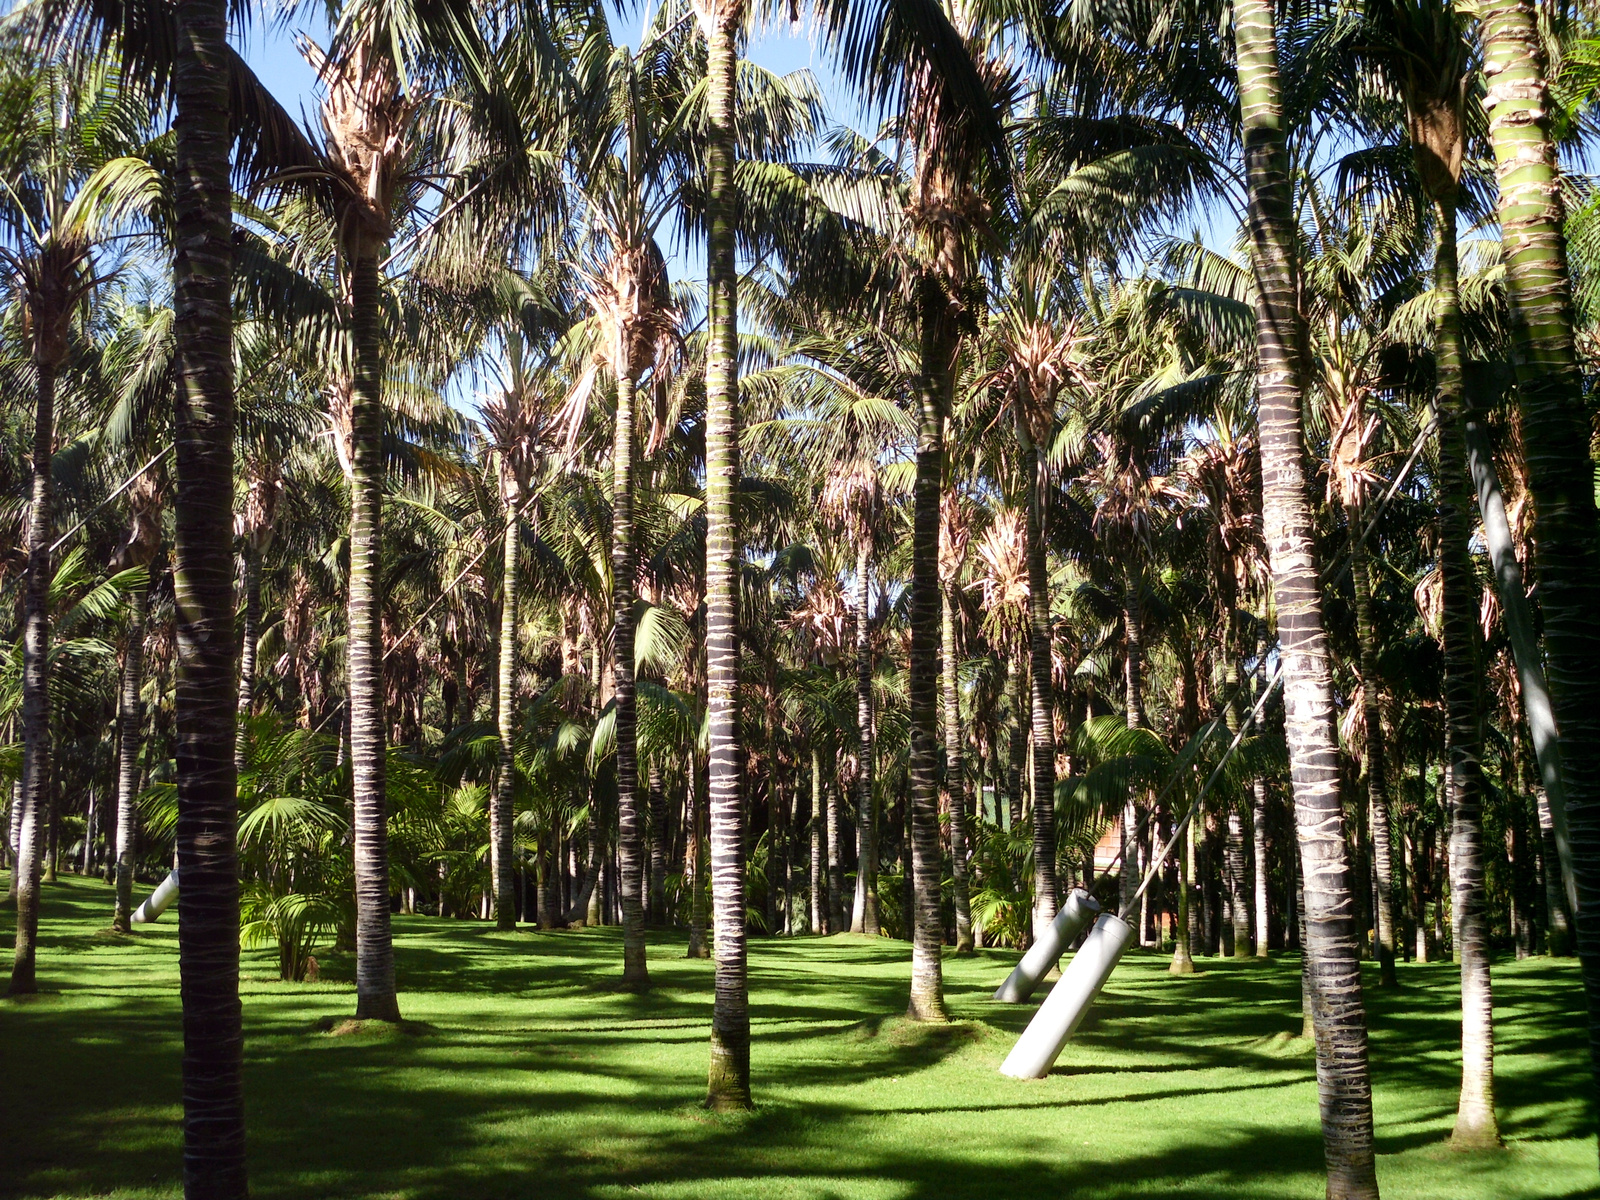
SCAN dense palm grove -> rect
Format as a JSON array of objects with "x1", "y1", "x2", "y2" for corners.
[{"x1": 2, "y1": 0, "x2": 1600, "y2": 1196}]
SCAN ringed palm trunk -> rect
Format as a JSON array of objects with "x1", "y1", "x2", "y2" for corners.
[
  {"x1": 686, "y1": 753, "x2": 709, "y2": 957},
  {"x1": 649, "y1": 762, "x2": 668, "y2": 926},
  {"x1": 1234, "y1": 0, "x2": 1377, "y2": 1191},
  {"x1": 1432, "y1": 199, "x2": 1499, "y2": 1146},
  {"x1": 1221, "y1": 654, "x2": 1253, "y2": 958},
  {"x1": 113, "y1": 581, "x2": 150, "y2": 932},
  {"x1": 170, "y1": 0, "x2": 249, "y2": 1185},
  {"x1": 346, "y1": 238, "x2": 399, "y2": 1023},
  {"x1": 234, "y1": 543, "x2": 262, "y2": 777},
  {"x1": 1347, "y1": 518, "x2": 1398, "y2": 986},
  {"x1": 1007, "y1": 663, "x2": 1026, "y2": 828},
  {"x1": 1480, "y1": 0, "x2": 1600, "y2": 1087},
  {"x1": 1024, "y1": 438, "x2": 1057, "y2": 939},
  {"x1": 907, "y1": 270, "x2": 950, "y2": 1022},
  {"x1": 824, "y1": 742, "x2": 845, "y2": 931},
  {"x1": 493, "y1": 499, "x2": 520, "y2": 931},
  {"x1": 944, "y1": 586, "x2": 973, "y2": 953},
  {"x1": 851, "y1": 543, "x2": 880, "y2": 933},
  {"x1": 10, "y1": 359, "x2": 53, "y2": 995},
  {"x1": 703, "y1": 6, "x2": 750, "y2": 1108},
  {"x1": 611, "y1": 373, "x2": 648, "y2": 987}
]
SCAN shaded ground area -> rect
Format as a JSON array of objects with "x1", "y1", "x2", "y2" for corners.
[{"x1": 1, "y1": 874, "x2": 1593, "y2": 1199}]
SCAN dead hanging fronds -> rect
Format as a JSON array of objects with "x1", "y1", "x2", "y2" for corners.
[
  {"x1": 1182, "y1": 434, "x2": 1265, "y2": 605},
  {"x1": 112, "y1": 471, "x2": 165, "y2": 572},
  {"x1": 325, "y1": 380, "x2": 356, "y2": 480},
  {"x1": 1414, "y1": 566, "x2": 1443, "y2": 639},
  {"x1": 1324, "y1": 390, "x2": 1385, "y2": 512},
  {"x1": 302, "y1": 35, "x2": 417, "y2": 254},
  {"x1": 974, "y1": 507, "x2": 1029, "y2": 659},
  {"x1": 560, "y1": 239, "x2": 684, "y2": 457},
  {"x1": 788, "y1": 576, "x2": 851, "y2": 665},
  {"x1": 234, "y1": 458, "x2": 281, "y2": 553},
  {"x1": 821, "y1": 457, "x2": 883, "y2": 550},
  {"x1": 1082, "y1": 432, "x2": 1187, "y2": 553},
  {"x1": 939, "y1": 492, "x2": 970, "y2": 585}
]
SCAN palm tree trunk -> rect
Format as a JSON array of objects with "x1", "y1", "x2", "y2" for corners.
[
  {"x1": 1171, "y1": 817, "x2": 1195, "y2": 974},
  {"x1": 907, "y1": 270, "x2": 950, "y2": 1023},
  {"x1": 702, "y1": 6, "x2": 750, "y2": 1108},
  {"x1": 1480, "y1": 0, "x2": 1600, "y2": 1094},
  {"x1": 1253, "y1": 777, "x2": 1271, "y2": 957},
  {"x1": 687, "y1": 755, "x2": 709, "y2": 957},
  {"x1": 1537, "y1": 788, "x2": 1574, "y2": 954},
  {"x1": 170, "y1": 0, "x2": 249, "y2": 1183},
  {"x1": 113, "y1": 582, "x2": 149, "y2": 933},
  {"x1": 1347, "y1": 520, "x2": 1398, "y2": 986},
  {"x1": 649, "y1": 762, "x2": 668, "y2": 926},
  {"x1": 1432, "y1": 197, "x2": 1500, "y2": 1147},
  {"x1": 809, "y1": 763, "x2": 823, "y2": 934},
  {"x1": 1461, "y1": 385, "x2": 1577, "y2": 936},
  {"x1": 851, "y1": 543, "x2": 880, "y2": 934},
  {"x1": 346, "y1": 241, "x2": 399, "y2": 1023},
  {"x1": 9, "y1": 360, "x2": 53, "y2": 995},
  {"x1": 611, "y1": 370, "x2": 649, "y2": 985},
  {"x1": 944, "y1": 586, "x2": 973, "y2": 953},
  {"x1": 493, "y1": 500, "x2": 520, "y2": 931},
  {"x1": 825, "y1": 743, "x2": 845, "y2": 932},
  {"x1": 1025, "y1": 440, "x2": 1057, "y2": 940},
  {"x1": 1007, "y1": 663, "x2": 1026, "y2": 829},
  {"x1": 233, "y1": 541, "x2": 262, "y2": 780},
  {"x1": 1234, "y1": 0, "x2": 1377, "y2": 1189}
]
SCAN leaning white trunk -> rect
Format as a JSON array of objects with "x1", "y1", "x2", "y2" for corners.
[
  {"x1": 1001, "y1": 913, "x2": 1135, "y2": 1079},
  {"x1": 994, "y1": 889, "x2": 1100, "y2": 1003},
  {"x1": 131, "y1": 869, "x2": 180, "y2": 925}
]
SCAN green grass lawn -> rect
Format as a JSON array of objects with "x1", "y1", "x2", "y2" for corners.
[{"x1": 1, "y1": 874, "x2": 1593, "y2": 1200}]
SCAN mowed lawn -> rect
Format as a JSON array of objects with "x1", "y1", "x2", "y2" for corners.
[{"x1": 0, "y1": 874, "x2": 1593, "y2": 1200}]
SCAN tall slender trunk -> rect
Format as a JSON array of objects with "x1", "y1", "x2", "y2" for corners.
[
  {"x1": 493, "y1": 499, "x2": 520, "y2": 930},
  {"x1": 944, "y1": 586, "x2": 973, "y2": 952},
  {"x1": 1462, "y1": 384, "x2": 1577, "y2": 935},
  {"x1": 907, "y1": 270, "x2": 949, "y2": 1022},
  {"x1": 1348, "y1": 520, "x2": 1398, "y2": 986},
  {"x1": 346, "y1": 242, "x2": 399, "y2": 1021},
  {"x1": 1480, "y1": 0, "x2": 1600, "y2": 1101},
  {"x1": 687, "y1": 756, "x2": 709, "y2": 957},
  {"x1": 1221, "y1": 654, "x2": 1253, "y2": 958},
  {"x1": 1537, "y1": 789, "x2": 1574, "y2": 954},
  {"x1": 825, "y1": 743, "x2": 845, "y2": 932},
  {"x1": 113, "y1": 583, "x2": 150, "y2": 932},
  {"x1": 649, "y1": 762, "x2": 668, "y2": 926},
  {"x1": 851, "y1": 543, "x2": 880, "y2": 933},
  {"x1": 1234, "y1": 0, "x2": 1376, "y2": 1190},
  {"x1": 1432, "y1": 198, "x2": 1499, "y2": 1147},
  {"x1": 233, "y1": 545, "x2": 261, "y2": 778},
  {"x1": 1024, "y1": 437, "x2": 1057, "y2": 939},
  {"x1": 1253, "y1": 776, "x2": 1271, "y2": 957},
  {"x1": 809, "y1": 760, "x2": 823, "y2": 934},
  {"x1": 611, "y1": 371, "x2": 648, "y2": 986},
  {"x1": 10, "y1": 361, "x2": 53, "y2": 994},
  {"x1": 702, "y1": 8, "x2": 749, "y2": 1108},
  {"x1": 1007, "y1": 663, "x2": 1026, "y2": 829},
  {"x1": 171, "y1": 0, "x2": 249, "y2": 1184},
  {"x1": 1171, "y1": 817, "x2": 1196, "y2": 974}
]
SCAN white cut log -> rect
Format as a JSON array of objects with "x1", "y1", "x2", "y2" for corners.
[
  {"x1": 1000, "y1": 913, "x2": 1134, "y2": 1079},
  {"x1": 993, "y1": 888, "x2": 1100, "y2": 1003},
  {"x1": 131, "y1": 870, "x2": 179, "y2": 925}
]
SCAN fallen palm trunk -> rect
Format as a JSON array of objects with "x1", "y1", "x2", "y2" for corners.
[
  {"x1": 993, "y1": 889, "x2": 1101, "y2": 1003},
  {"x1": 131, "y1": 870, "x2": 179, "y2": 925}
]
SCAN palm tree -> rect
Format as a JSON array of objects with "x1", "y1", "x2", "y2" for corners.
[
  {"x1": 483, "y1": 343, "x2": 548, "y2": 931},
  {"x1": 821, "y1": 457, "x2": 883, "y2": 936},
  {"x1": 1478, "y1": 0, "x2": 1600, "y2": 1088},
  {"x1": 168, "y1": 0, "x2": 249, "y2": 1187},
  {"x1": 0, "y1": 41, "x2": 156, "y2": 992},
  {"x1": 1230, "y1": 0, "x2": 1378, "y2": 1189},
  {"x1": 692, "y1": 0, "x2": 750, "y2": 1104},
  {"x1": 939, "y1": 489, "x2": 973, "y2": 952},
  {"x1": 111, "y1": 473, "x2": 161, "y2": 933}
]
